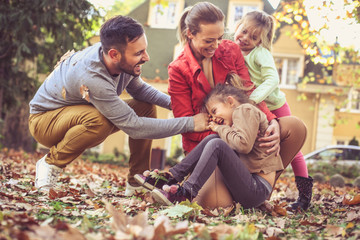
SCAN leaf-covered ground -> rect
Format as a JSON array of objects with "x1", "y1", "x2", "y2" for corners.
[{"x1": 1, "y1": 150, "x2": 359, "y2": 240}]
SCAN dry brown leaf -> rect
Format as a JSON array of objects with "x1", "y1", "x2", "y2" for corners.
[
  {"x1": 129, "y1": 211, "x2": 148, "y2": 230},
  {"x1": 85, "y1": 188, "x2": 95, "y2": 198},
  {"x1": 234, "y1": 202, "x2": 242, "y2": 215},
  {"x1": 222, "y1": 205, "x2": 234, "y2": 217},
  {"x1": 266, "y1": 236, "x2": 282, "y2": 240},
  {"x1": 54, "y1": 49, "x2": 75, "y2": 69},
  {"x1": 275, "y1": 218, "x2": 286, "y2": 229},
  {"x1": 144, "y1": 192, "x2": 155, "y2": 204},
  {"x1": 346, "y1": 210, "x2": 360, "y2": 222},
  {"x1": 300, "y1": 219, "x2": 323, "y2": 227},
  {"x1": 193, "y1": 223, "x2": 207, "y2": 237},
  {"x1": 202, "y1": 208, "x2": 219, "y2": 217},
  {"x1": 266, "y1": 227, "x2": 284, "y2": 237},
  {"x1": 343, "y1": 194, "x2": 360, "y2": 205},
  {"x1": 166, "y1": 220, "x2": 188, "y2": 235},
  {"x1": 61, "y1": 87, "x2": 66, "y2": 100},
  {"x1": 27, "y1": 225, "x2": 57, "y2": 239},
  {"x1": 80, "y1": 85, "x2": 90, "y2": 102},
  {"x1": 154, "y1": 215, "x2": 188, "y2": 237},
  {"x1": 210, "y1": 224, "x2": 235, "y2": 239},
  {"x1": 104, "y1": 199, "x2": 156, "y2": 240},
  {"x1": 49, "y1": 188, "x2": 59, "y2": 200},
  {"x1": 346, "y1": 222, "x2": 355, "y2": 229},
  {"x1": 103, "y1": 199, "x2": 127, "y2": 233},
  {"x1": 325, "y1": 225, "x2": 344, "y2": 237},
  {"x1": 57, "y1": 223, "x2": 87, "y2": 240},
  {"x1": 153, "y1": 221, "x2": 167, "y2": 240},
  {"x1": 273, "y1": 205, "x2": 287, "y2": 216}
]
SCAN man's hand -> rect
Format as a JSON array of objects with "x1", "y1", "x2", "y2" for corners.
[
  {"x1": 258, "y1": 119, "x2": 280, "y2": 156},
  {"x1": 193, "y1": 113, "x2": 210, "y2": 132}
]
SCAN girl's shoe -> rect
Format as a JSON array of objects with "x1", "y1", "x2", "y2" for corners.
[
  {"x1": 291, "y1": 176, "x2": 313, "y2": 210},
  {"x1": 151, "y1": 185, "x2": 191, "y2": 206},
  {"x1": 134, "y1": 169, "x2": 177, "y2": 190}
]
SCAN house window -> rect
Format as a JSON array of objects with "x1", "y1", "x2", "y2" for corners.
[
  {"x1": 346, "y1": 88, "x2": 360, "y2": 112},
  {"x1": 147, "y1": 0, "x2": 184, "y2": 29},
  {"x1": 226, "y1": 1, "x2": 263, "y2": 32},
  {"x1": 273, "y1": 55, "x2": 304, "y2": 89}
]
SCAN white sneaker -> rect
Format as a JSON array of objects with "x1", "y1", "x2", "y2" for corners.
[
  {"x1": 124, "y1": 182, "x2": 147, "y2": 196},
  {"x1": 35, "y1": 154, "x2": 62, "y2": 191}
]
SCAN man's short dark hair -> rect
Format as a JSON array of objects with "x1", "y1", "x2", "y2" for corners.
[{"x1": 100, "y1": 15, "x2": 144, "y2": 54}]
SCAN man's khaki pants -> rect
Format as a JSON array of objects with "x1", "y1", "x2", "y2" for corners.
[{"x1": 28, "y1": 99, "x2": 156, "y2": 185}]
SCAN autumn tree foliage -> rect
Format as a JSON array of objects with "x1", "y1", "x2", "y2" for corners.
[
  {"x1": 274, "y1": 0, "x2": 360, "y2": 66},
  {"x1": 0, "y1": 0, "x2": 101, "y2": 150},
  {"x1": 105, "y1": 0, "x2": 145, "y2": 20}
]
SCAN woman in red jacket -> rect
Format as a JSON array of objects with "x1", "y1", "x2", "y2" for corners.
[
  {"x1": 167, "y1": 2, "x2": 308, "y2": 210},
  {"x1": 168, "y1": 2, "x2": 279, "y2": 155}
]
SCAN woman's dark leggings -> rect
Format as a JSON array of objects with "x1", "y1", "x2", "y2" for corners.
[{"x1": 169, "y1": 134, "x2": 272, "y2": 209}]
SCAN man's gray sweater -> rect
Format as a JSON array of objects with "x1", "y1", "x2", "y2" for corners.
[{"x1": 29, "y1": 43, "x2": 194, "y2": 139}]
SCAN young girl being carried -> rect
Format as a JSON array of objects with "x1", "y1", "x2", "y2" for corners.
[
  {"x1": 233, "y1": 10, "x2": 312, "y2": 210},
  {"x1": 135, "y1": 73, "x2": 284, "y2": 208}
]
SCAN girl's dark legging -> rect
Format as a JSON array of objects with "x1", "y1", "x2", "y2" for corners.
[{"x1": 169, "y1": 134, "x2": 272, "y2": 209}]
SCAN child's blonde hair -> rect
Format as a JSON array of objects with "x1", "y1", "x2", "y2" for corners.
[{"x1": 234, "y1": 10, "x2": 275, "y2": 51}]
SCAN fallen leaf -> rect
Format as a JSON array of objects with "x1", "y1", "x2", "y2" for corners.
[
  {"x1": 159, "y1": 204, "x2": 193, "y2": 218},
  {"x1": 346, "y1": 210, "x2": 360, "y2": 222},
  {"x1": 266, "y1": 227, "x2": 284, "y2": 237},
  {"x1": 49, "y1": 188, "x2": 59, "y2": 199},
  {"x1": 62, "y1": 87, "x2": 66, "y2": 100},
  {"x1": 80, "y1": 85, "x2": 90, "y2": 102},
  {"x1": 275, "y1": 218, "x2": 286, "y2": 229},
  {"x1": 54, "y1": 49, "x2": 75, "y2": 69},
  {"x1": 325, "y1": 225, "x2": 343, "y2": 237},
  {"x1": 343, "y1": 194, "x2": 360, "y2": 205},
  {"x1": 85, "y1": 188, "x2": 95, "y2": 198},
  {"x1": 274, "y1": 205, "x2": 287, "y2": 216}
]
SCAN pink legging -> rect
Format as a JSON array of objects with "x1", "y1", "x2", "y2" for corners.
[{"x1": 271, "y1": 102, "x2": 308, "y2": 178}]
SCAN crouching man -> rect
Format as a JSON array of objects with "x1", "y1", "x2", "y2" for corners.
[{"x1": 28, "y1": 15, "x2": 208, "y2": 196}]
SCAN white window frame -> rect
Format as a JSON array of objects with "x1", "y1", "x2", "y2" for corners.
[
  {"x1": 272, "y1": 53, "x2": 304, "y2": 89},
  {"x1": 341, "y1": 87, "x2": 360, "y2": 113},
  {"x1": 226, "y1": 0, "x2": 263, "y2": 32},
  {"x1": 147, "y1": 0, "x2": 184, "y2": 29}
]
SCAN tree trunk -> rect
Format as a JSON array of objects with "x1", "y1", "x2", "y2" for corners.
[
  {"x1": 0, "y1": 87, "x2": 3, "y2": 121},
  {"x1": 2, "y1": 102, "x2": 35, "y2": 152},
  {"x1": 0, "y1": 60, "x2": 4, "y2": 120}
]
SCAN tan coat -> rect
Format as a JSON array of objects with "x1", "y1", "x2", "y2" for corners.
[{"x1": 216, "y1": 103, "x2": 284, "y2": 174}]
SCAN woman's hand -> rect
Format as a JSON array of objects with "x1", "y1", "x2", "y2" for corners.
[
  {"x1": 258, "y1": 119, "x2": 280, "y2": 156},
  {"x1": 193, "y1": 113, "x2": 210, "y2": 132},
  {"x1": 208, "y1": 121, "x2": 220, "y2": 132}
]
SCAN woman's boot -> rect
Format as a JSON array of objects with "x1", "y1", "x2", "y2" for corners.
[{"x1": 291, "y1": 176, "x2": 313, "y2": 210}]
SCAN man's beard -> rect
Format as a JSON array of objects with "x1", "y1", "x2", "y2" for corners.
[{"x1": 117, "y1": 56, "x2": 145, "y2": 76}]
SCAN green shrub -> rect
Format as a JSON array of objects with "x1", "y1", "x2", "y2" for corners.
[
  {"x1": 308, "y1": 162, "x2": 360, "y2": 179},
  {"x1": 81, "y1": 149, "x2": 129, "y2": 166},
  {"x1": 166, "y1": 147, "x2": 184, "y2": 167}
]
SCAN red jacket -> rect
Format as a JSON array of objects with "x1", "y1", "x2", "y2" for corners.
[{"x1": 168, "y1": 40, "x2": 276, "y2": 153}]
